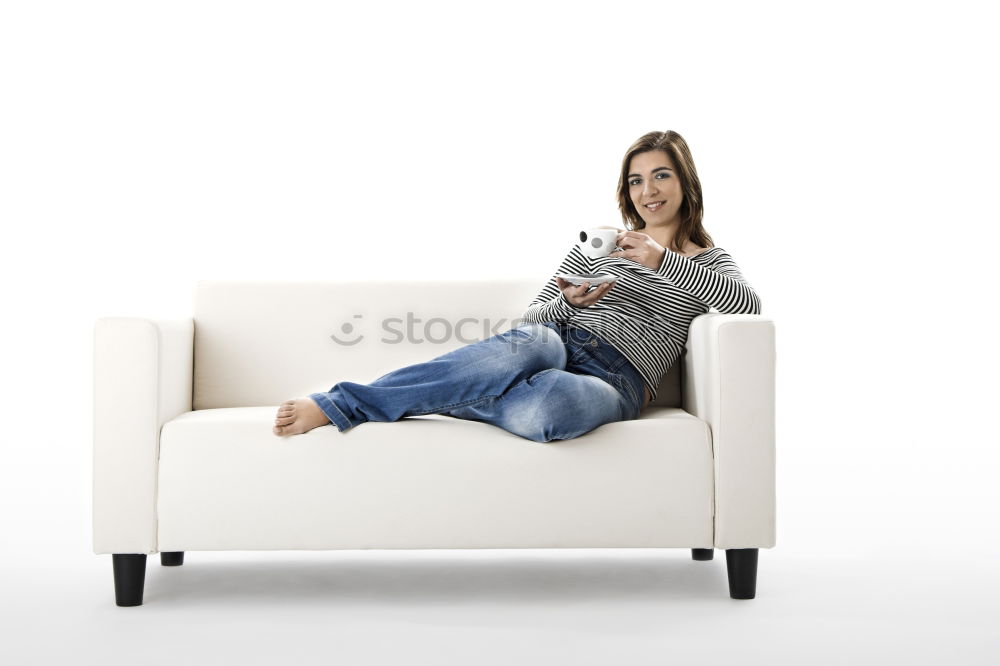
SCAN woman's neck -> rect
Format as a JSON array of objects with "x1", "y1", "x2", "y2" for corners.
[{"x1": 639, "y1": 220, "x2": 682, "y2": 252}]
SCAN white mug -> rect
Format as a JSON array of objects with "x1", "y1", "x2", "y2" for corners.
[{"x1": 577, "y1": 227, "x2": 623, "y2": 259}]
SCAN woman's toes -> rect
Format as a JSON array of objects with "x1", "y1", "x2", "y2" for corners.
[
  {"x1": 271, "y1": 398, "x2": 329, "y2": 437},
  {"x1": 275, "y1": 403, "x2": 295, "y2": 422}
]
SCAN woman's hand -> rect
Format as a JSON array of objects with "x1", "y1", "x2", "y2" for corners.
[
  {"x1": 556, "y1": 276, "x2": 615, "y2": 308},
  {"x1": 609, "y1": 231, "x2": 667, "y2": 270}
]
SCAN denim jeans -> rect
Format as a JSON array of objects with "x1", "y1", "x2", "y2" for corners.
[{"x1": 309, "y1": 321, "x2": 647, "y2": 442}]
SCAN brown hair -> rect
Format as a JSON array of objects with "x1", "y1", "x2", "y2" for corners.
[{"x1": 616, "y1": 130, "x2": 713, "y2": 254}]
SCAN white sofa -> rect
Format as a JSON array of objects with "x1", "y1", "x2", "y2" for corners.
[{"x1": 93, "y1": 279, "x2": 776, "y2": 606}]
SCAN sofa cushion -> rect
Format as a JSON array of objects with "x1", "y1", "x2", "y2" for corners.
[
  {"x1": 192, "y1": 280, "x2": 684, "y2": 411},
  {"x1": 157, "y1": 406, "x2": 714, "y2": 551}
]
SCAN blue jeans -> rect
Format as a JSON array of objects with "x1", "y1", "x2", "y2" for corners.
[{"x1": 309, "y1": 321, "x2": 646, "y2": 442}]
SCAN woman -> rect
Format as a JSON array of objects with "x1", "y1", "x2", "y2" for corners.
[{"x1": 273, "y1": 130, "x2": 761, "y2": 442}]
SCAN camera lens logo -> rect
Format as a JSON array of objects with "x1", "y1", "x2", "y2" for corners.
[{"x1": 329, "y1": 315, "x2": 364, "y2": 346}]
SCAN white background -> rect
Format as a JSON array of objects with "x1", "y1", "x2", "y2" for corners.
[{"x1": 2, "y1": 0, "x2": 998, "y2": 664}]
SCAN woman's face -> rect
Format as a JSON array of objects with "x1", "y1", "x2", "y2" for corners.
[{"x1": 627, "y1": 150, "x2": 684, "y2": 228}]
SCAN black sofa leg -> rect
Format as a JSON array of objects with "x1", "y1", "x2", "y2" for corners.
[
  {"x1": 725, "y1": 548, "x2": 758, "y2": 599},
  {"x1": 112, "y1": 554, "x2": 147, "y2": 607},
  {"x1": 692, "y1": 548, "x2": 714, "y2": 561},
  {"x1": 161, "y1": 552, "x2": 184, "y2": 566}
]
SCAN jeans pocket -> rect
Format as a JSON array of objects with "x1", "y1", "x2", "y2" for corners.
[
  {"x1": 608, "y1": 372, "x2": 640, "y2": 418},
  {"x1": 566, "y1": 344, "x2": 590, "y2": 366}
]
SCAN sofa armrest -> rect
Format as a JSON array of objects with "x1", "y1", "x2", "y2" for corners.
[
  {"x1": 682, "y1": 314, "x2": 776, "y2": 549},
  {"x1": 93, "y1": 317, "x2": 193, "y2": 554}
]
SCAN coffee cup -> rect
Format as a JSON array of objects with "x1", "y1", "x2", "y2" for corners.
[{"x1": 577, "y1": 227, "x2": 623, "y2": 259}]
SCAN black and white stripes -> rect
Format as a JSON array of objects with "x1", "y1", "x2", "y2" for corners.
[{"x1": 521, "y1": 244, "x2": 761, "y2": 403}]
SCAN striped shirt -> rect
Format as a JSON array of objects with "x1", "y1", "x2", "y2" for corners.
[{"x1": 521, "y1": 244, "x2": 762, "y2": 403}]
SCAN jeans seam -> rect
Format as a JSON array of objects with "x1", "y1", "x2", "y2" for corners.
[
  {"x1": 607, "y1": 356, "x2": 627, "y2": 373},
  {"x1": 611, "y1": 373, "x2": 640, "y2": 415},
  {"x1": 407, "y1": 391, "x2": 505, "y2": 416},
  {"x1": 465, "y1": 367, "x2": 562, "y2": 415}
]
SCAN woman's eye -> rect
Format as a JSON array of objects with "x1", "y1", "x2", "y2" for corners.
[{"x1": 629, "y1": 173, "x2": 670, "y2": 186}]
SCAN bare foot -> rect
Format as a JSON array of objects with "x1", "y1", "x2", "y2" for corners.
[{"x1": 273, "y1": 397, "x2": 331, "y2": 436}]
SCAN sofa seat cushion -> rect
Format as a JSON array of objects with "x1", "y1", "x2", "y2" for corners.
[{"x1": 157, "y1": 407, "x2": 715, "y2": 551}]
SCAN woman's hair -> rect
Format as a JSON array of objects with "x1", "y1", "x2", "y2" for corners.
[{"x1": 616, "y1": 130, "x2": 714, "y2": 253}]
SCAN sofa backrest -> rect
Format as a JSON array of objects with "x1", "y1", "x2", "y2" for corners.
[{"x1": 193, "y1": 281, "x2": 682, "y2": 410}]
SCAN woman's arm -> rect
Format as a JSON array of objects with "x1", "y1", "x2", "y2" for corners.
[
  {"x1": 656, "y1": 248, "x2": 762, "y2": 314},
  {"x1": 521, "y1": 244, "x2": 590, "y2": 323}
]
